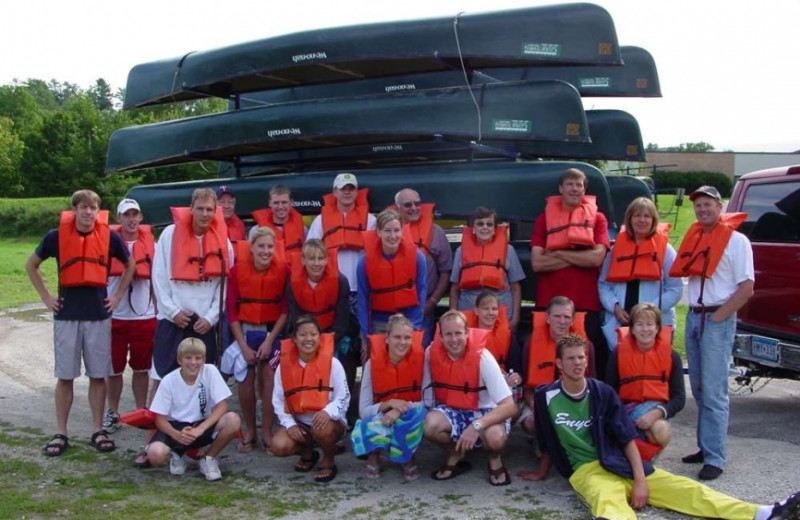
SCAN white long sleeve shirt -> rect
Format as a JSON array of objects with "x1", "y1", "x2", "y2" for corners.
[{"x1": 151, "y1": 224, "x2": 234, "y2": 326}]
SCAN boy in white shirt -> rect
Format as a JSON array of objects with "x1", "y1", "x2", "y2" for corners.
[{"x1": 146, "y1": 338, "x2": 241, "y2": 481}]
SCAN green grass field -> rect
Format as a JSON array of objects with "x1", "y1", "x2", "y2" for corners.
[{"x1": 0, "y1": 237, "x2": 56, "y2": 309}]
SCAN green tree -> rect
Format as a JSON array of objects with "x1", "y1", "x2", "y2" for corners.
[
  {"x1": 680, "y1": 141, "x2": 715, "y2": 152},
  {"x1": 0, "y1": 117, "x2": 25, "y2": 195},
  {"x1": 89, "y1": 78, "x2": 114, "y2": 111}
]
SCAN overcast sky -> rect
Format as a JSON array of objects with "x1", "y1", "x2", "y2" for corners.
[{"x1": 4, "y1": 0, "x2": 799, "y2": 153}]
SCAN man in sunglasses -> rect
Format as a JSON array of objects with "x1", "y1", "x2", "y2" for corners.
[{"x1": 394, "y1": 188, "x2": 453, "y2": 346}]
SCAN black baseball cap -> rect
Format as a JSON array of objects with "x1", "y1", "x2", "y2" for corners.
[{"x1": 689, "y1": 185, "x2": 722, "y2": 202}]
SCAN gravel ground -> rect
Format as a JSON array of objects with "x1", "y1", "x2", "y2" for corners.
[{"x1": 1, "y1": 305, "x2": 798, "y2": 519}]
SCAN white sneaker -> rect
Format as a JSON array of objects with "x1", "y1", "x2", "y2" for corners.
[
  {"x1": 169, "y1": 451, "x2": 187, "y2": 476},
  {"x1": 199, "y1": 455, "x2": 222, "y2": 481}
]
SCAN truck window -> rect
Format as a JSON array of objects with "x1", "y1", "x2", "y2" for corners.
[{"x1": 739, "y1": 181, "x2": 800, "y2": 242}]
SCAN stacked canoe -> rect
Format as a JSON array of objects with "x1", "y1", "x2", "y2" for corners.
[{"x1": 108, "y1": 2, "x2": 663, "y2": 246}]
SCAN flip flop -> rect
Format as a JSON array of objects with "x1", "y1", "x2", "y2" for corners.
[
  {"x1": 314, "y1": 464, "x2": 338, "y2": 483},
  {"x1": 488, "y1": 463, "x2": 512, "y2": 486},
  {"x1": 134, "y1": 449, "x2": 151, "y2": 468},
  {"x1": 294, "y1": 450, "x2": 320, "y2": 472},
  {"x1": 403, "y1": 463, "x2": 420, "y2": 482},
  {"x1": 89, "y1": 430, "x2": 116, "y2": 453},
  {"x1": 364, "y1": 463, "x2": 381, "y2": 480},
  {"x1": 236, "y1": 438, "x2": 256, "y2": 453},
  {"x1": 431, "y1": 460, "x2": 472, "y2": 481},
  {"x1": 44, "y1": 434, "x2": 69, "y2": 457}
]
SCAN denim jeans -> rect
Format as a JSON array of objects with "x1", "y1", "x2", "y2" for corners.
[{"x1": 684, "y1": 311, "x2": 736, "y2": 468}]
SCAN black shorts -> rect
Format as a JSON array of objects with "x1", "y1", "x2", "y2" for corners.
[
  {"x1": 151, "y1": 420, "x2": 218, "y2": 454},
  {"x1": 153, "y1": 317, "x2": 218, "y2": 378}
]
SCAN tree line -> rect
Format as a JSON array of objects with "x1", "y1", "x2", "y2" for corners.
[{"x1": 0, "y1": 78, "x2": 227, "y2": 205}]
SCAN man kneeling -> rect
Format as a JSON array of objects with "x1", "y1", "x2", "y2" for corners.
[
  {"x1": 423, "y1": 310, "x2": 518, "y2": 485},
  {"x1": 518, "y1": 333, "x2": 799, "y2": 520},
  {"x1": 147, "y1": 338, "x2": 241, "y2": 481}
]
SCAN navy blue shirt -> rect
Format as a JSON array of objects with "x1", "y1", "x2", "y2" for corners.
[
  {"x1": 35, "y1": 228, "x2": 129, "y2": 321},
  {"x1": 535, "y1": 378, "x2": 655, "y2": 480}
]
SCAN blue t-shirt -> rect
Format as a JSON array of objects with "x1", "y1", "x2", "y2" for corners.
[{"x1": 35, "y1": 228, "x2": 129, "y2": 321}]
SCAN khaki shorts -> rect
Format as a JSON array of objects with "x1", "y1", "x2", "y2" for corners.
[{"x1": 54, "y1": 319, "x2": 112, "y2": 379}]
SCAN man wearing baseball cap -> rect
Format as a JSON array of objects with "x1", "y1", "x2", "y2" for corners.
[
  {"x1": 307, "y1": 173, "x2": 376, "y2": 426},
  {"x1": 216, "y1": 186, "x2": 247, "y2": 242},
  {"x1": 102, "y1": 199, "x2": 157, "y2": 442},
  {"x1": 669, "y1": 185, "x2": 754, "y2": 480}
]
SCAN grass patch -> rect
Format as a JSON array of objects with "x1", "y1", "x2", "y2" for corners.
[{"x1": 0, "y1": 237, "x2": 57, "y2": 309}]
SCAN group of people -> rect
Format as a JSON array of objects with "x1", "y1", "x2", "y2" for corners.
[{"x1": 26, "y1": 169, "x2": 799, "y2": 519}]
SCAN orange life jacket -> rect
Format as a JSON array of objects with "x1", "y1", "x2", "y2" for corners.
[
  {"x1": 669, "y1": 213, "x2": 747, "y2": 279},
  {"x1": 605, "y1": 223, "x2": 670, "y2": 282},
  {"x1": 462, "y1": 306, "x2": 511, "y2": 369},
  {"x1": 169, "y1": 207, "x2": 230, "y2": 281},
  {"x1": 58, "y1": 210, "x2": 110, "y2": 288},
  {"x1": 109, "y1": 225, "x2": 155, "y2": 279},
  {"x1": 544, "y1": 195, "x2": 598, "y2": 251},
  {"x1": 525, "y1": 311, "x2": 588, "y2": 388},
  {"x1": 363, "y1": 229, "x2": 419, "y2": 313},
  {"x1": 429, "y1": 328, "x2": 489, "y2": 410},
  {"x1": 369, "y1": 330, "x2": 425, "y2": 402},
  {"x1": 236, "y1": 255, "x2": 287, "y2": 325},
  {"x1": 459, "y1": 225, "x2": 508, "y2": 291},
  {"x1": 289, "y1": 250, "x2": 340, "y2": 330},
  {"x1": 321, "y1": 188, "x2": 370, "y2": 250},
  {"x1": 279, "y1": 333, "x2": 335, "y2": 414},
  {"x1": 616, "y1": 326, "x2": 673, "y2": 403},
  {"x1": 388, "y1": 203, "x2": 435, "y2": 254},
  {"x1": 226, "y1": 214, "x2": 247, "y2": 242},
  {"x1": 252, "y1": 207, "x2": 306, "y2": 252},
  {"x1": 232, "y1": 240, "x2": 250, "y2": 266}
]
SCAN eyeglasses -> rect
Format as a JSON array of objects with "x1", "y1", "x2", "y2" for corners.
[
  {"x1": 474, "y1": 221, "x2": 495, "y2": 228},
  {"x1": 401, "y1": 201, "x2": 422, "y2": 208}
]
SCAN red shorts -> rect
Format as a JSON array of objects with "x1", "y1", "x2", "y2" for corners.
[{"x1": 111, "y1": 318, "x2": 156, "y2": 374}]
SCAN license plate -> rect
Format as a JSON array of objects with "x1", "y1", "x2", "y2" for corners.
[{"x1": 751, "y1": 335, "x2": 779, "y2": 362}]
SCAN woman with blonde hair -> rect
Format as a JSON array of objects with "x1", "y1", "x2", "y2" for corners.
[
  {"x1": 351, "y1": 314, "x2": 426, "y2": 480},
  {"x1": 224, "y1": 226, "x2": 288, "y2": 451},
  {"x1": 598, "y1": 197, "x2": 682, "y2": 350},
  {"x1": 356, "y1": 210, "x2": 427, "y2": 342}
]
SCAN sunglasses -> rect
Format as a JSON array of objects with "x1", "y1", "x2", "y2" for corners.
[
  {"x1": 401, "y1": 201, "x2": 422, "y2": 208},
  {"x1": 474, "y1": 221, "x2": 495, "y2": 228}
]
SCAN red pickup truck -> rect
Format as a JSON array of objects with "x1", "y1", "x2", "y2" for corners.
[{"x1": 729, "y1": 165, "x2": 800, "y2": 379}]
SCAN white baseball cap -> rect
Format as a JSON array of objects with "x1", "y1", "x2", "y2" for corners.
[
  {"x1": 333, "y1": 172, "x2": 358, "y2": 189},
  {"x1": 117, "y1": 198, "x2": 141, "y2": 215}
]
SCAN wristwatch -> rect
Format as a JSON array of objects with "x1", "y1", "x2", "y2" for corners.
[{"x1": 472, "y1": 420, "x2": 483, "y2": 433}]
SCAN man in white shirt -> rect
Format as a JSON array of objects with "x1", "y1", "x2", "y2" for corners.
[
  {"x1": 422, "y1": 310, "x2": 518, "y2": 485},
  {"x1": 670, "y1": 185, "x2": 754, "y2": 481},
  {"x1": 103, "y1": 198, "x2": 157, "y2": 433},
  {"x1": 151, "y1": 189, "x2": 234, "y2": 388}
]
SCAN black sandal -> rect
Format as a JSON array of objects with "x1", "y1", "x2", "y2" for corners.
[
  {"x1": 90, "y1": 430, "x2": 116, "y2": 453},
  {"x1": 314, "y1": 464, "x2": 338, "y2": 483},
  {"x1": 44, "y1": 434, "x2": 69, "y2": 457},
  {"x1": 294, "y1": 450, "x2": 320, "y2": 472}
]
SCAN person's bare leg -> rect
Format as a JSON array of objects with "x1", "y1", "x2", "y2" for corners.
[
  {"x1": 88, "y1": 377, "x2": 106, "y2": 432},
  {"x1": 131, "y1": 371, "x2": 149, "y2": 409},
  {"x1": 423, "y1": 410, "x2": 461, "y2": 478},
  {"x1": 106, "y1": 374, "x2": 123, "y2": 413},
  {"x1": 54, "y1": 378, "x2": 74, "y2": 436},
  {"x1": 147, "y1": 380, "x2": 160, "y2": 407},
  {"x1": 647, "y1": 419, "x2": 673, "y2": 448},
  {"x1": 205, "y1": 412, "x2": 242, "y2": 458},
  {"x1": 259, "y1": 364, "x2": 276, "y2": 447},
  {"x1": 312, "y1": 420, "x2": 345, "y2": 479},
  {"x1": 237, "y1": 368, "x2": 257, "y2": 443},
  {"x1": 484, "y1": 424, "x2": 510, "y2": 485}
]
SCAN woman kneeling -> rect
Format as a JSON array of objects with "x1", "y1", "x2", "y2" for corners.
[
  {"x1": 271, "y1": 316, "x2": 350, "y2": 482},
  {"x1": 351, "y1": 314, "x2": 426, "y2": 481}
]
